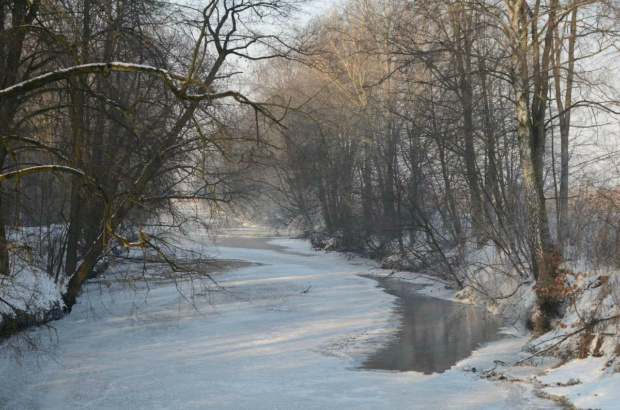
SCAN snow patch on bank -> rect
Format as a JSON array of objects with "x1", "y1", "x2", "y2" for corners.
[
  {"x1": 0, "y1": 264, "x2": 65, "y2": 327},
  {"x1": 540, "y1": 357, "x2": 620, "y2": 409}
]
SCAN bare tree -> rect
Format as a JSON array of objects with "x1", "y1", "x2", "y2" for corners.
[{"x1": 0, "y1": 0, "x2": 298, "y2": 326}]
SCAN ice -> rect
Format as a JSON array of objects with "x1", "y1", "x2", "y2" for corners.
[{"x1": 0, "y1": 236, "x2": 555, "y2": 409}]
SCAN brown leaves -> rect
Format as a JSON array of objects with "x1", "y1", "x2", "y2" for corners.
[{"x1": 533, "y1": 254, "x2": 582, "y2": 300}]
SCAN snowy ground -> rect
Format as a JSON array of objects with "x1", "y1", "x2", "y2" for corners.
[{"x1": 0, "y1": 236, "x2": 558, "y2": 409}]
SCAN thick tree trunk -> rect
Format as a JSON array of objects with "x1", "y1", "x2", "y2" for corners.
[
  {"x1": 516, "y1": 112, "x2": 560, "y2": 331},
  {"x1": 0, "y1": 0, "x2": 40, "y2": 275},
  {"x1": 507, "y1": 0, "x2": 561, "y2": 332}
]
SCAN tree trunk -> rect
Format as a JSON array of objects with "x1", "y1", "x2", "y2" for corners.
[
  {"x1": 0, "y1": 0, "x2": 41, "y2": 275},
  {"x1": 554, "y1": 7, "x2": 577, "y2": 249},
  {"x1": 362, "y1": 140, "x2": 373, "y2": 237},
  {"x1": 507, "y1": 0, "x2": 561, "y2": 332},
  {"x1": 63, "y1": 98, "x2": 201, "y2": 310},
  {"x1": 65, "y1": 0, "x2": 91, "y2": 277}
]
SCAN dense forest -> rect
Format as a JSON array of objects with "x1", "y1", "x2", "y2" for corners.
[{"x1": 3, "y1": 0, "x2": 620, "y2": 384}]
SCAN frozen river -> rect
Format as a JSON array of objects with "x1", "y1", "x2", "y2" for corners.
[{"x1": 0, "y1": 235, "x2": 556, "y2": 409}]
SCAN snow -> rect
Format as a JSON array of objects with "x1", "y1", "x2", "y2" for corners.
[
  {"x1": 0, "y1": 265, "x2": 64, "y2": 319},
  {"x1": 0, "y1": 63, "x2": 172, "y2": 97},
  {"x1": 544, "y1": 370, "x2": 620, "y2": 409},
  {"x1": 538, "y1": 356, "x2": 620, "y2": 409},
  {"x1": 0, "y1": 235, "x2": 556, "y2": 409},
  {"x1": 522, "y1": 265, "x2": 620, "y2": 410},
  {"x1": 0, "y1": 226, "x2": 67, "y2": 326}
]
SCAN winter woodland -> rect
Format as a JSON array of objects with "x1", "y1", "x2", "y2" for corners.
[{"x1": 2, "y1": 0, "x2": 620, "y2": 408}]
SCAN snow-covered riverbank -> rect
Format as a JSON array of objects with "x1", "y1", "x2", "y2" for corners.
[{"x1": 0, "y1": 237, "x2": 556, "y2": 409}]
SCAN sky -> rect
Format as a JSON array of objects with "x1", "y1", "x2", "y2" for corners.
[{"x1": 296, "y1": 0, "x2": 343, "y2": 25}]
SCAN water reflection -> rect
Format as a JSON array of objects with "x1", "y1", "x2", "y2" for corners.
[{"x1": 362, "y1": 278, "x2": 504, "y2": 374}]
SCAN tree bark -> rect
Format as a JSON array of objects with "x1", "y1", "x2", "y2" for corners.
[
  {"x1": 0, "y1": 0, "x2": 41, "y2": 275},
  {"x1": 507, "y1": 0, "x2": 561, "y2": 332}
]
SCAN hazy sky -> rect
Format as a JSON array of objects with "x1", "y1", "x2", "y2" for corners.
[{"x1": 295, "y1": 0, "x2": 343, "y2": 25}]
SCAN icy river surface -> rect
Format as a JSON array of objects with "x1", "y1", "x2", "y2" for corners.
[
  {"x1": 218, "y1": 236, "x2": 505, "y2": 375},
  {"x1": 0, "y1": 234, "x2": 556, "y2": 409}
]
